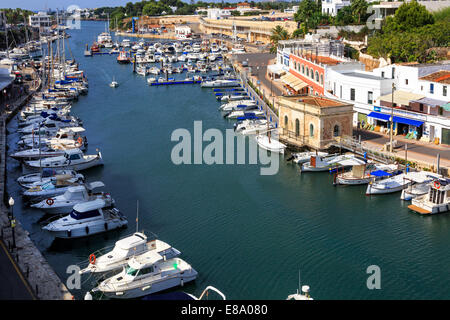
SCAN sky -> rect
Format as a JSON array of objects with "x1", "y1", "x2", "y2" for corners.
[{"x1": 5, "y1": 0, "x2": 244, "y2": 11}]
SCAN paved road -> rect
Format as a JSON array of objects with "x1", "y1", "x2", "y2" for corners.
[
  {"x1": 233, "y1": 53, "x2": 283, "y2": 97},
  {"x1": 0, "y1": 240, "x2": 35, "y2": 300},
  {"x1": 354, "y1": 129, "x2": 450, "y2": 160}
]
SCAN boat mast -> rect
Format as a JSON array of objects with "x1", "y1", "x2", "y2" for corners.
[
  {"x1": 136, "y1": 200, "x2": 139, "y2": 233},
  {"x1": 5, "y1": 18, "x2": 9, "y2": 59}
]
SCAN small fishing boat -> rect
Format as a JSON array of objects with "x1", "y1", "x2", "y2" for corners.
[
  {"x1": 287, "y1": 151, "x2": 329, "y2": 164},
  {"x1": 24, "y1": 148, "x2": 103, "y2": 171},
  {"x1": 90, "y1": 252, "x2": 198, "y2": 299},
  {"x1": 365, "y1": 172, "x2": 412, "y2": 195},
  {"x1": 42, "y1": 199, "x2": 128, "y2": 239},
  {"x1": 234, "y1": 119, "x2": 273, "y2": 135},
  {"x1": 117, "y1": 50, "x2": 130, "y2": 64},
  {"x1": 409, "y1": 178, "x2": 450, "y2": 215},
  {"x1": 31, "y1": 181, "x2": 111, "y2": 215},
  {"x1": 301, "y1": 154, "x2": 357, "y2": 172},
  {"x1": 109, "y1": 76, "x2": 119, "y2": 88},
  {"x1": 79, "y1": 232, "x2": 181, "y2": 275},
  {"x1": 334, "y1": 163, "x2": 398, "y2": 185},
  {"x1": 10, "y1": 148, "x2": 66, "y2": 161},
  {"x1": 286, "y1": 285, "x2": 313, "y2": 300}
]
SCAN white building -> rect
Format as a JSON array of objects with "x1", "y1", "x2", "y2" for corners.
[
  {"x1": 326, "y1": 62, "x2": 450, "y2": 144},
  {"x1": 206, "y1": 8, "x2": 231, "y2": 20},
  {"x1": 284, "y1": 6, "x2": 299, "y2": 14},
  {"x1": 175, "y1": 25, "x2": 192, "y2": 40},
  {"x1": 322, "y1": 0, "x2": 351, "y2": 16},
  {"x1": 28, "y1": 12, "x2": 52, "y2": 32}
]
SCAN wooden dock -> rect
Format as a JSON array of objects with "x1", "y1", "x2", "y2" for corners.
[{"x1": 408, "y1": 204, "x2": 431, "y2": 215}]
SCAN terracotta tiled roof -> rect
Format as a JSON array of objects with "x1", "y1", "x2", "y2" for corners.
[
  {"x1": 420, "y1": 70, "x2": 450, "y2": 84},
  {"x1": 282, "y1": 95, "x2": 349, "y2": 108}
]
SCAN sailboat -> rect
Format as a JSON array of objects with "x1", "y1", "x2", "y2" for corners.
[{"x1": 256, "y1": 111, "x2": 286, "y2": 154}]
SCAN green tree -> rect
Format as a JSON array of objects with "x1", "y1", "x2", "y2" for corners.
[
  {"x1": 294, "y1": 0, "x2": 322, "y2": 32},
  {"x1": 270, "y1": 25, "x2": 290, "y2": 53},
  {"x1": 350, "y1": 0, "x2": 369, "y2": 24}
]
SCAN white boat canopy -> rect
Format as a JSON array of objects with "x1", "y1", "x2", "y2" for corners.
[
  {"x1": 129, "y1": 250, "x2": 163, "y2": 269},
  {"x1": 73, "y1": 199, "x2": 106, "y2": 212}
]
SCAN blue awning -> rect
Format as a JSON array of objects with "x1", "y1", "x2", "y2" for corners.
[
  {"x1": 392, "y1": 116, "x2": 423, "y2": 127},
  {"x1": 368, "y1": 112, "x2": 391, "y2": 122},
  {"x1": 368, "y1": 112, "x2": 424, "y2": 127}
]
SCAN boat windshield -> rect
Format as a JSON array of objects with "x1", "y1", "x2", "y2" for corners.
[{"x1": 126, "y1": 266, "x2": 139, "y2": 276}]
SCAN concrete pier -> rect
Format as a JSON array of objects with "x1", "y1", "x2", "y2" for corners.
[{"x1": 0, "y1": 70, "x2": 72, "y2": 300}]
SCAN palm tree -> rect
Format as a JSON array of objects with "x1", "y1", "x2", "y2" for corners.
[
  {"x1": 351, "y1": 0, "x2": 369, "y2": 24},
  {"x1": 270, "y1": 25, "x2": 290, "y2": 53}
]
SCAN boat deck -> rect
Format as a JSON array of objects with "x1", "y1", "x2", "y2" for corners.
[
  {"x1": 150, "y1": 80, "x2": 201, "y2": 86},
  {"x1": 408, "y1": 204, "x2": 431, "y2": 215}
]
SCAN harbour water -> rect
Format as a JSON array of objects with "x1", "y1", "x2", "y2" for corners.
[{"x1": 6, "y1": 21, "x2": 450, "y2": 300}]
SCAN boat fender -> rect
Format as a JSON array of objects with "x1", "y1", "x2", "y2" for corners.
[
  {"x1": 180, "y1": 279, "x2": 184, "y2": 287},
  {"x1": 85, "y1": 226, "x2": 89, "y2": 234},
  {"x1": 67, "y1": 229, "x2": 71, "y2": 238},
  {"x1": 46, "y1": 198, "x2": 54, "y2": 206},
  {"x1": 434, "y1": 181, "x2": 441, "y2": 189},
  {"x1": 104, "y1": 222, "x2": 108, "y2": 230}
]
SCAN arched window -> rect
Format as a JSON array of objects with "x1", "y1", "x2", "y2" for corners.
[
  {"x1": 284, "y1": 115, "x2": 288, "y2": 128},
  {"x1": 310, "y1": 68, "x2": 314, "y2": 79},
  {"x1": 295, "y1": 119, "x2": 300, "y2": 136},
  {"x1": 306, "y1": 67, "x2": 309, "y2": 77},
  {"x1": 302, "y1": 64, "x2": 305, "y2": 74},
  {"x1": 320, "y1": 74, "x2": 324, "y2": 85},
  {"x1": 315, "y1": 71, "x2": 319, "y2": 82},
  {"x1": 294, "y1": 61, "x2": 297, "y2": 70},
  {"x1": 309, "y1": 123, "x2": 314, "y2": 137},
  {"x1": 333, "y1": 125, "x2": 340, "y2": 137}
]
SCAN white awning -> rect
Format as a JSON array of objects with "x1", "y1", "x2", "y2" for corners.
[
  {"x1": 267, "y1": 64, "x2": 286, "y2": 76},
  {"x1": 280, "y1": 73, "x2": 308, "y2": 92}
]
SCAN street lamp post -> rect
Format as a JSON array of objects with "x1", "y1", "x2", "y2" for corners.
[
  {"x1": 9, "y1": 197, "x2": 16, "y2": 249},
  {"x1": 389, "y1": 83, "x2": 396, "y2": 153}
]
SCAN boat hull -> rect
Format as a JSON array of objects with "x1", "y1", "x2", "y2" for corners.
[{"x1": 44, "y1": 218, "x2": 128, "y2": 239}]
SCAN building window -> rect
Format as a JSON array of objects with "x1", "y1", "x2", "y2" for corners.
[
  {"x1": 443, "y1": 86, "x2": 447, "y2": 96},
  {"x1": 419, "y1": 104, "x2": 424, "y2": 112},
  {"x1": 310, "y1": 68, "x2": 314, "y2": 79},
  {"x1": 309, "y1": 123, "x2": 314, "y2": 137},
  {"x1": 294, "y1": 61, "x2": 297, "y2": 70},
  {"x1": 405, "y1": 79, "x2": 408, "y2": 85},
  {"x1": 302, "y1": 64, "x2": 304, "y2": 74},
  {"x1": 368, "y1": 91, "x2": 373, "y2": 104},
  {"x1": 315, "y1": 71, "x2": 319, "y2": 82},
  {"x1": 306, "y1": 67, "x2": 309, "y2": 77},
  {"x1": 320, "y1": 74, "x2": 323, "y2": 85},
  {"x1": 295, "y1": 119, "x2": 300, "y2": 136},
  {"x1": 391, "y1": 67, "x2": 395, "y2": 79},
  {"x1": 333, "y1": 125, "x2": 340, "y2": 137},
  {"x1": 430, "y1": 83, "x2": 434, "y2": 94},
  {"x1": 381, "y1": 71, "x2": 385, "y2": 78},
  {"x1": 284, "y1": 115, "x2": 288, "y2": 128},
  {"x1": 350, "y1": 88, "x2": 355, "y2": 101}
]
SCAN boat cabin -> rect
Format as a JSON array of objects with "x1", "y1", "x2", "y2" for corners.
[
  {"x1": 69, "y1": 199, "x2": 107, "y2": 220},
  {"x1": 409, "y1": 178, "x2": 450, "y2": 215}
]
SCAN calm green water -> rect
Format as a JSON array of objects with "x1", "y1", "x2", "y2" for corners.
[{"x1": 6, "y1": 21, "x2": 450, "y2": 300}]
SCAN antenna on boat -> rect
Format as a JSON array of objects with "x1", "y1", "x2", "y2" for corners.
[
  {"x1": 136, "y1": 199, "x2": 139, "y2": 233},
  {"x1": 298, "y1": 270, "x2": 301, "y2": 295}
]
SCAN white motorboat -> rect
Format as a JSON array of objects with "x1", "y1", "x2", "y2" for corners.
[
  {"x1": 109, "y1": 81, "x2": 119, "y2": 88},
  {"x1": 226, "y1": 110, "x2": 265, "y2": 120},
  {"x1": 149, "y1": 67, "x2": 160, "y2": 75},
  {"x1": 255, "y1": 133, "x2": 286, "y2": 154},
  {"x1": 24, "y1": 148, "x2": 103, "y2": 171},
  {"x1": 31, "y1": 181, "x2": 111, "y2": 215},
  {"x1": 91, "y1": 252, "x2": 198, "y2": 299},
  {"x1": 23, "y1": 174, "x2": 84, "y2": 200},
  {"x1": 219, "y1": 99, "x2": 256, "y2": 112},
  {"x1": 409, "y1": 178, "x2": 450, "y2": 215},
  {"x1": 18, "y1": 117, "x2": 80, "y2": 134},
  {"x1": 79, "y1": 232, "x2": 181, "y2": 275},
  {"x1": 235, "y1": 119, "x2": 273, "y2": 135},
  {"x1": 121, "y1": 39, "x2": 131, "y2": 47},
  {"x1": 17, "y1": 169, "x2": 80, "y2": 188},
  {"x1": 400, "y1": 171, "x2": 442, "y2": 200},
  {"x1": 201, "y1": 79, "x2": 240, "y2": 88},
  {"x1": 286, "y1": 285, "x2": 313, "y2": 300},
  {"x1": 42, "y1": 199, "x2": 128, "y2": 239},
  {"x1": 18, "y1": 127, "x2": 86, "y2": 150},
  {"x1": 136, "y1": 66, "x2": 148, "y2": 76}
]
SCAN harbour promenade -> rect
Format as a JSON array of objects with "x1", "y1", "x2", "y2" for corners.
[{"x1": 0, "y1": 68, "x2": 72, "y2": 300}]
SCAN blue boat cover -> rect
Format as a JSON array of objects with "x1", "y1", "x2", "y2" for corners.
[{"x1": 370, "y1": 170, "x2": 392, "y2": 177}]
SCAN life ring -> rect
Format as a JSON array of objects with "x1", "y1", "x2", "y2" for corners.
[
  {"x1": 89, "y1": 254, "x2": 96, "y2": 265},
  {"x1": 46, "y1": 198, "x2": 54, "y2": 206},
  {"x1": 434, "y1": 181, "x2": 441, "y2": 189}
]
